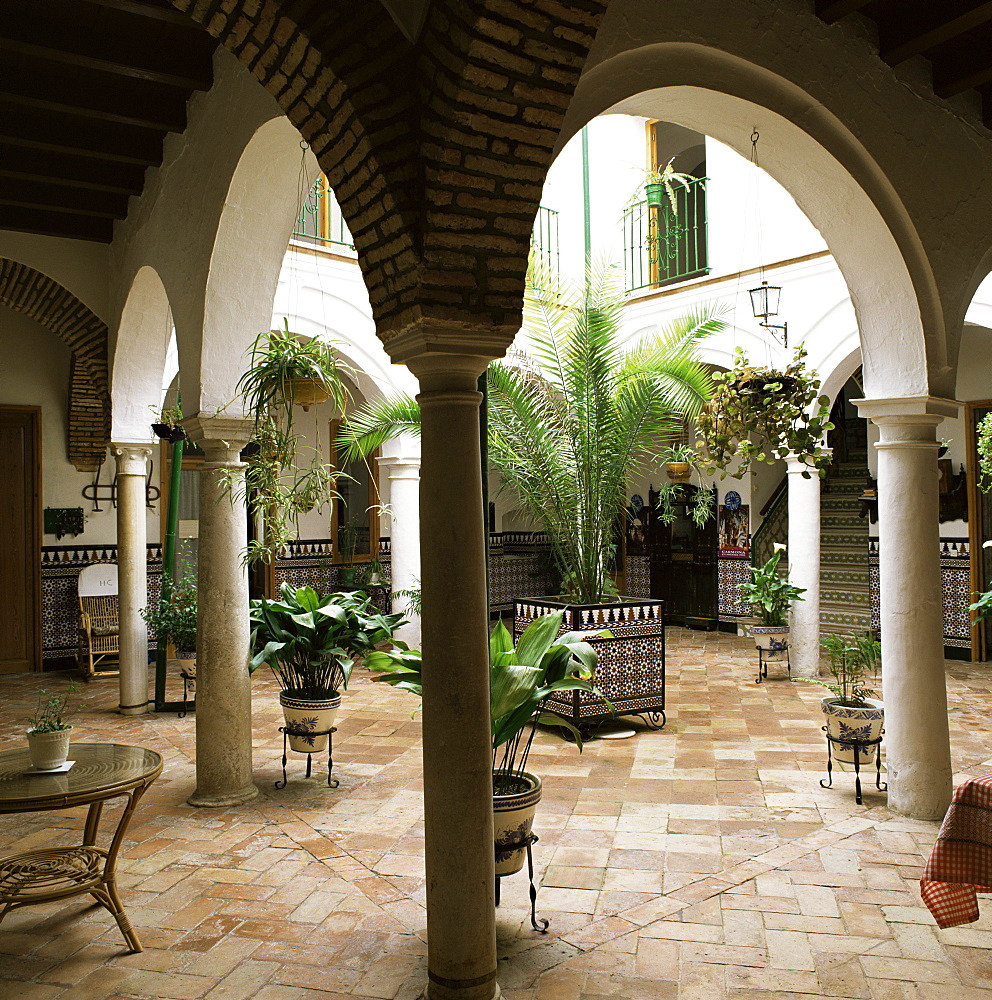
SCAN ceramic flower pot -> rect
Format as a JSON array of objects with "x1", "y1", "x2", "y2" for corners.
[
  {"x1": 279, "y1": 691, "x2": 341, "y2": 752},
  {"x1": 27, "y1": 727, "x2": 72, "y2": 770},
  {"x1": 751, "y1": 625, "x2": 789, "y2": 661},
  {"x1": 493, "y1": 770, "x2": 542, "y2": 876},
  {"x1": 821, "y1": 697, "x2": 884, "y2": 765},
  {"x1": 664, "y1": 461, "x2": 692, "y2": 482}
]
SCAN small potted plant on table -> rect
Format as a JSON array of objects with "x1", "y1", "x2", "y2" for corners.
[
  {"x1": 26, "y1": 684, "x2": 84, "y2": 770},
  {"x1": 738, "y1": 548, "x2": 806, "y2": 674}
]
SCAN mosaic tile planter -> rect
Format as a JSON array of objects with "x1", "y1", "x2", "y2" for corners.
[{"x1": 513, "y1": 596, "x2": 666, "y2": 734}]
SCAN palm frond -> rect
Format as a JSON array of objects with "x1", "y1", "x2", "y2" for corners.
[{"x1": 336, "y1": 394, "x2": 421, "y2": 462}]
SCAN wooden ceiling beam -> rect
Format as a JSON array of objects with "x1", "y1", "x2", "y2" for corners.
[
  {"x1": 881, "y1": 3, "x2": 992, "y2": 65},
  {"x1": 0, "y1": 144, "x2": 146, "y2": 195},
  {"x1": 0, "y1": 25, "x2": 213, "y2": 92},
  {"x1": 815, "y1": 0, "x2": 874, "y2": 25},
  {"x1": 79, "y1": 0, "x2": 204, "y2": 29},
  {"x1": 0, "y1": 107, "x2": 163, "y2": 166},
  {"x1": 0, "y1": 179, "x2": 127, "y2": 219},
  {"x1": 0, "y1": 65, "x2": 188, "y2": 132},
  {"x1": 0, "y1": 206, "x2": 114, "y2": 244},
  {"x1": 934, "y1": 55, "x2": 992, "y2": 97}
]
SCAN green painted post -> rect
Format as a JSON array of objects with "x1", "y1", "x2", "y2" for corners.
[{"x1": 154, "y1": 436, "x2": 184, "y2": 712}]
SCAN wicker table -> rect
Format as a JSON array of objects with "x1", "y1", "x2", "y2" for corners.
[{"x1": 0, "y1": 742, "x2": 163, "y2": 952}]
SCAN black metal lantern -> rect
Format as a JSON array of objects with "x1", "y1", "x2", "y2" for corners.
[{"x1": 748, "y1": 280, "x2": 788, "y2": 347}]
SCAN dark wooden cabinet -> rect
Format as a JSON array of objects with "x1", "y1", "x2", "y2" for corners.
[{"x1": 647, "y1": 485, "x2": 718, "y2": 629}]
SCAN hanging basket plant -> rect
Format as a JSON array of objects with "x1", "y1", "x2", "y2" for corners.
[
  {"x1": 653, "y1": 444, "x2": 717, "y2": 527},
  {"x1": 696, "y1": 345, "x2": 833, "y2": 480},
  {"x1": 977, "y1": 412, "x2": 992, "y2": 492}
]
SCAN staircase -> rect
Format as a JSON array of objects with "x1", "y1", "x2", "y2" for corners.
[{"x1": 819, "y1": 449, "x2": 872, "y2": 635}]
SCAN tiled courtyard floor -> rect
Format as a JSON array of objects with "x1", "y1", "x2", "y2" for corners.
[{"x1": 2, "y1": 628, "x2": 992, "y2": 999}]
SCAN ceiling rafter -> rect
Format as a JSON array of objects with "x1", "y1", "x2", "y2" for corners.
[{"x1": 881, "y1": 3, "x2": 992, "y2": 65}]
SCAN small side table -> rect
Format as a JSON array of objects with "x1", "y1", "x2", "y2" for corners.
[
  {"x1": 819, "y1": 729, "x2": 886, "y2": 805},
  {"x1": 275, "y1": 726, "x2": 338, "y2": 789},
  {"x1": 0, "y1": 743, "x2": 163, "y2": 952}
]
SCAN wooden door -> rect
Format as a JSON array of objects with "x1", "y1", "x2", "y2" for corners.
[
  {"x1": 0, "y1": 408, "x2": 40, "y2": 673},
  {"x1": 647, "y1": 484, "x2": 719, "y2": 628}
]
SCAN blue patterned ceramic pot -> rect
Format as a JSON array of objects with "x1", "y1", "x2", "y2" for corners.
[
  {"x1": 821, "y1": 697, "x2": 884, "y2": 765},
  {"x1": 751, "y1": 625, "x2": 789, "y2": 661},
  {"x1": 279, "y1": 691, "x2": 341, "y2": 753},
  {"x1": 493, "y1": 770, "x2": 542, "y2": 876}
]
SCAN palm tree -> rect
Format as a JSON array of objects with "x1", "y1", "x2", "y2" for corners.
[{"x1": 339, "y1": 260, "x2": 725, "y2": 604}]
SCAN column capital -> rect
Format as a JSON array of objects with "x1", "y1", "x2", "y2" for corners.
[
  {"x1": 406, "y1": 351, "x2": 493, "y2": 393},
  {"x1": 786, "y1": 450, "x2": 830, "y2": 475},
  {"x1": 853, "y1": 395, "x2": 961, "y2": 425},
  {"x1": 111, "y1": 442, "x2": 153, "y2": 477},
  {"x1": 384, "y1": 320, "x2": 512, "y2": 369},
  {"x1": 378, "y1": 455, "x2": 421, "y2": 479},
  {"x1": 184, "y1": 413, "x2": 253, "y2": 463}
]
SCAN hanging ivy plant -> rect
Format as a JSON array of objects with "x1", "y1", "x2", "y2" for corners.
[
  {"x1": 977, "y1": 412, "x2": 992, "y2": 492},
  {"x1": 653, "y1": 444, "x2": 717, "y2": 527},
  {"x1": 696, "y1": 345, "x2": 833, "y2": 480}
]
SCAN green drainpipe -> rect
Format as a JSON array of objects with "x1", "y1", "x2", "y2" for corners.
[{"x1": 154, "y1": 435, "x2": 185, "y2": 712}]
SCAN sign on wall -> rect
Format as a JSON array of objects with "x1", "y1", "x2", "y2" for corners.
[{"x1": 718, "y1": 502, "x2": 750, "y2": 558}]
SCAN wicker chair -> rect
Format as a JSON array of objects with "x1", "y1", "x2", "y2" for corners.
[{"x1": 77, "y1": 563, "x2": 120, "y2": 678}]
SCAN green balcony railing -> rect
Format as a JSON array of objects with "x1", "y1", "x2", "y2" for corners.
[
  {"x1": 293, "y1": 176, "x2": 355, "y2": 250},
  {"x1": 623, "y1": 175, "x2": 708, "y2": 293}
]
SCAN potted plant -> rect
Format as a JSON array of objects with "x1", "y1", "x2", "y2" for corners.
[
  {"x1": 977, "y1": 412, "x2": 992, "y2": 491},
  {"x1": 366, "y1": 611, "x2": 605, "y2": 879},
  {"x1": 228, "y1": 320, "x2": 355, "y2": 566},
  {"x1": 151, "y1": 402, "x2": 185, "y2": 443},
  {"x1": 696, "y1": 344, "x2": 834, "y2": 480},
  {"x1": 25, "y1": 684, "x2": 84, "y2": 770},
  {"x1": 249, "y1": 583, "x2": 405, "y2": 752},
  {"x1": 654, "y1": 443, "x2": 717, "y2": 528},
  {"x1": 801, "y1": 631, "x2": 883, "y2": 764},
  {"x1": 338, "y1": 261, "x2": 724, "y2": 729},
  {"x1": 737, "y1": 548, "x2": 806, "y2": 658},
  {"x1": 141, "y1": 566, "x2": 198, "y2": 662},
  {"x1": 643, "y1": 157, "x2": 695, "y2": 211}
]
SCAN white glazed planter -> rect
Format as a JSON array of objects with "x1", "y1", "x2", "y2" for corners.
[
  {"x1": 27, "y1": 727, "x2": 72, "y2": 770},
  {"x1": 752, "y1": 625, "x2": 789, "y2": 660},
  {"x1": 821, "y1": 697, "x2": 884, "y2": 764},
  {"x1": 493, "y1": 770, "x2": 542, "y2": 876},
  {"x1": 279, "y1": 691, "x2": 341, "y2": 752}
]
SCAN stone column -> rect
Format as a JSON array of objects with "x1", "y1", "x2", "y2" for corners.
[
  {"x1": 786, "y1": 454, "x2": 823, "y2": 679},
  {"x1": 854, "y1": 396, "x2": 959, "y2": 820},
  {"x1": 406, "y1": 353, "x2": 498, "y2": 1000},
  {"x1": 112, "y1": 443, "x2": 154, "y2": 716},
  {"x1": 378, "y1": 437, "x2": 422, "y2": 649},
  {"x1": 184, "y1": 414, "x2": 258, "y2": 808}
]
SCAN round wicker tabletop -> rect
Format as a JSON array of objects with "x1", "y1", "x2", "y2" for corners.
[{"x1": 0, "y1": 743, "x2": 163, "y2": 813}]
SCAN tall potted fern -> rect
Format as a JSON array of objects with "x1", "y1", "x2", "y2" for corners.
[{"x1": 339, "y1": 261, "x2": 724, "y2": 731}]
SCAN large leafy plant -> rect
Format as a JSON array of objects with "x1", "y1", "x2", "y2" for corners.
[
  {"x1": 366, "y1": 611, "x2": 607, "y2": 794},
  {"x1": 249, "y1": 583, "x2": 406, "y2": 698},
  {"x1": 737, "y1": 549, "x2": 806, "y2": 627},
  {"x1": 697, "y1": 344, "x2": 833, "y2": 479},
  {"x1": 977, "y1": 412, "x2": 992, "y2": 492},
  {"x1": 339, "y1": 260, "x2": 723, "y2": 604}
]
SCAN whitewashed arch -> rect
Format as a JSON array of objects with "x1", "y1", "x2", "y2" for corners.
[
  {"x1": 187, "y1": 116, "x2": 321, "y2": 415},
  {"x1": 112, "y1": 265, "x2": 173, "y2": 441},
  {"x1": 562, "y1": 45, "x2": 938, "y2": 401}
]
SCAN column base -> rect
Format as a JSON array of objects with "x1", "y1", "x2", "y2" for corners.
[
  {"x1": 118, "y1": 702, "x2": 149, "y2": 717},
  {"x1": 420, "y1": 980, "x2": 502, "y2": 1000},
  {"x1": 187, "y1": 783, "x2": 259, "y2": 808}
]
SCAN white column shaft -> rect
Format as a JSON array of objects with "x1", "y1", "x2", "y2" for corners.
[
  {"x1": 872, "y1": 415, "x2": 952, "y2": 818},
  {"x1": 184, "y1": 415, "x2": 257, "y2": 808},
  {"x1": 379, "y1": 455, "x2": 421, "y2": 648},
  {"x1": 412, "y1": 357, "x2": 498, "y2": 1000},
  {"x1": 787, "y1": 458, "x2": 822, "y2": 679},
  {"x1": 113, "y1": 444, "x2": 152, "y2": 716}
]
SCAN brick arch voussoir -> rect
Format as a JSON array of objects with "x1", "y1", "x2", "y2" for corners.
[
  {"x1": 411, "y1": 0, "x2": 610, "y2": 330},
  {"x1": 0, "y1": 259, "x2": 111, "y2": 471},
  {"x1": 168, "y1": 0, "x2": 423, "y2": 332}
]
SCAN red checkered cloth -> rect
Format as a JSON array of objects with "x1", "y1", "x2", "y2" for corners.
[{"x1": 921, "y1": 774, "x2": 992, "y2": 928}]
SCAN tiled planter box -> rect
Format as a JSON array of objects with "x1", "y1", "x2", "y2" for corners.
[{"x1": 513, "y1": 596, "x2": 666, "y2": 734}]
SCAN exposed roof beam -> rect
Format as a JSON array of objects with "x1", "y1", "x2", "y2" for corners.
[
  {"x1": 816, "y1": 0, "x2": 874, "y2": 25},
  {"x1": 0, "y1": 29, "x2": 212, "y2": 92},
  {"x1": 0, "y1": 206, "x2": 114, "y2": 244},
  {"x1": 882, "y1": 3, "x2": 992, "y2": 65},
  {"x1": 0, "y1": 179, "x2": 127, "y2": 219},
  {"x1": 935, "y1": 55, "x2": 992, "y2": 97},
  {"x1": 0, "y1": 66, "x2": 188, "y2": 132},
  {"x1": 0, "y1": 106, "x2": 163, "y2": 166},
  {"x1": 79, "y1": 0, "x2": 204, "y2": 29},
  {"x1": 0, "y1": 144, "x2": 146, "y2": 195}
]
